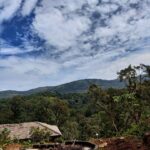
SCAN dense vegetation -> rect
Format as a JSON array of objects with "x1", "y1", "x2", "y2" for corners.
[{"x1": 0, "y1": 64, "x2": 150, "y2": 141}]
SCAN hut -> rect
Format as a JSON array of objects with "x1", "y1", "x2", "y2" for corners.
[{"x1": 0, "y1": 122, "x2": 62, "y2": 141}]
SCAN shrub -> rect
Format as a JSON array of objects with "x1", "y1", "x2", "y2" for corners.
[
  {"x1": 30, "y1": 127, "x2": 52, "y2": 143},
  {"x1": 0, "y1": 128, "x2": 11, "y2": 147}
]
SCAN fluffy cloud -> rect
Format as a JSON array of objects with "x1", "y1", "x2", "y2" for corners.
[
  {"x1": 21, "y1": 0, "x2": 38, "y2": 16},
  {"x1": 33, "y1": 1, "x2": 91, "y2": 50},
  {"x1": 0, "y1": 0, "x2": 22, "y2": 23}
]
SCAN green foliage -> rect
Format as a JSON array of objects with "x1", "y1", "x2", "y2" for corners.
[
  {"x1": 124, "y1": 121, "x2": 150, "y2": 137},
  {"x1": 0, "y1": 128, "x2": 11, "y2": 146},
  {"x1": 30, "y1": 127, "x2": 52, "y2": 143},
  {"x1": 62, "y1": 121, "x2": 80, "y2": 140},
  {"x1": 0, "y1": 64, "x2": 150, "y2": 143},
  {"x1": 117, "y1": 65, "x2": 137, "y2": 92}
]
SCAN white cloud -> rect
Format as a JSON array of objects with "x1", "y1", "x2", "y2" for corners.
[
  {"x1": 0, "y1": 56, "x2": 61, "y2": 90},
  {"x1": 77, "y1": 50, "x2": 150, "y2": 80},
  {"x1": 33, "y1": 2, "x2": 91, "y2": 50},
  {"x1": 21, "y1": 0, "x2": 38, "y2": 16},
  {"x1": 0, "y1": 47, "x2": 23, "y2": 55},
  {"x1": 40, "y1": 0, "x2": 87, "y2": 12},
  {"x1": 0, "y1": 0, "x2": 150, "y2": 90},
  {"x1": 96, "y1": 3, "x2": 119, "y2": 14},
  {"x1": 0, "y1": 0, "x2": 22, "y2": 23},
  {"x1": 0, "y1": 39, "x2": 38, "y2": 55},
  {"x1": 31, "y1": 0, "x2": 150, "y2": 56},
  {"x1": 0, "y1": 47, "x2": 150, "y2": 90}
]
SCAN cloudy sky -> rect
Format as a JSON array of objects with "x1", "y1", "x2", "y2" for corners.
[{"x1": 0, "y1": 0, "x2": 150, "y2": 91}]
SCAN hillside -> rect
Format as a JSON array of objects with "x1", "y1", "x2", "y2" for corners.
[
  {"x1": 0, "y1": 79, "x2": 125, "y2": 99},
  {"x1": 0, "y1": 65, "x2": 150, "y2": 143}
]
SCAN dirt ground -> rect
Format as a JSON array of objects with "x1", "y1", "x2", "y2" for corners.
[
  {"x1": 4, "y1": 144, "x2": 22, "y2": 150},
  {"x1": 90, "y1": 134, "x2": 150, "y2": 150}
]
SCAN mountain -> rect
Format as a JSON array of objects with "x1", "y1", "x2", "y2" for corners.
[{"x1": 0, "y1": 79, "x2": 125, "y2": 99}]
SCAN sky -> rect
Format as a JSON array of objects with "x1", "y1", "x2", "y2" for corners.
[{"x1": 0, "y1": 0, "x2": 150, "y2": 91}]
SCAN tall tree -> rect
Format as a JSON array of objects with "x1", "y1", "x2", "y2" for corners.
[
  {"x1": 118, "y1": 65, "x2": 137, "y2": 92},
  {"x1": 88, "y1": 84, "x2": 119, "y2": 133}
]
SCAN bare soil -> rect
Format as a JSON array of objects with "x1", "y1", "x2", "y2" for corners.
[{"x1": 90, "y1": 135, "x2": 150, "y2": 150}]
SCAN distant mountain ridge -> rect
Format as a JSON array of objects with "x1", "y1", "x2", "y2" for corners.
[{"x1": 0, "y1": 79, "x2": 125, "y2": 99}]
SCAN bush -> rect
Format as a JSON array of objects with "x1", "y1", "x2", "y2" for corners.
[
  {"x1": 30, "y1": 127, "x2": 52, "y2": 143},
  {"x1": 123, "y1": 122, "x2": 150, "y2": 137},
  {"x1": 0, "y1": 128, "x2": 11, "y2": 146}
]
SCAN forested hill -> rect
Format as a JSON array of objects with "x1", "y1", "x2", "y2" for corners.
[
  {"x1": 0, "y1": 65, "x2": 150, "y2": 141},
  {"x1": 0, "y1": 79, "x2": 125, "y2": 99}
]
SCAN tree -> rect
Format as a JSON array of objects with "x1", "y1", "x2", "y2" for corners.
[
  {"x1": 30, "y1": 127, "x2": 52, "y2": 143},
  {"x1": 62, "y1": 121, "x2": 79, "y2": 140},
  {"x1": 51, "y1": 98, "x2": 69, "y2": 126},
  {"x1": 113, "y1": 93, "x2": 141, "y2": 128},
  {"x1": 9, "y1": 96, "x2": 25, "y2": 122},
  {"x1": 88, "y1": 84, "x2": 119, "y2": 133},
  {"x1": 118, "y1": 65, "x2": 137, "y2": 92},
  {"x1": 34, "y1": 97, "x2": 55, "y2": 123}
]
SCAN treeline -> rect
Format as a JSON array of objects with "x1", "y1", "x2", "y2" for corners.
[{"x1": 0, "y1": 64, "x2": 150, "y2": 140}]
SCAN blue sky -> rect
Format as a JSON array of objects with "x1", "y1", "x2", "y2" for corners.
[{"x1": 0, "y1": 0, "x2": 150, "y2": 91}]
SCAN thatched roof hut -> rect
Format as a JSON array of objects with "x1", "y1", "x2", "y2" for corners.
[{"x1": 0, "y1": 122, "x2": 62, "y2": 140}]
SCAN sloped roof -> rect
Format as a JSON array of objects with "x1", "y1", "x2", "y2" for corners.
[{"x1": 0, "y1": 122, "x2": 62, "y2": 140}]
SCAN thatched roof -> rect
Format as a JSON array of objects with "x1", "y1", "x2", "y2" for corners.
[{"x1": 0, "y1": 122, "x2": 62, "y2": 140}]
